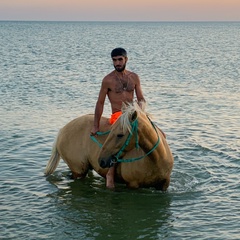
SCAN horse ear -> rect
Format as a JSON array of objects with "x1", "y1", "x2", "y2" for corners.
[{"x1": 131, "y1": 111, "x2": 137, "y2": 122}]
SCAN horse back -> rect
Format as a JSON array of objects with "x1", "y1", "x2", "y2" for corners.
[{"x1": 56, "y1": 114, "x2": 111, "y2": 177}]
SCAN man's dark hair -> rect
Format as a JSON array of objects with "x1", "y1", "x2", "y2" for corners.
[{"x1": 111, "y1": 48, "x2": 127, "y2": 58}]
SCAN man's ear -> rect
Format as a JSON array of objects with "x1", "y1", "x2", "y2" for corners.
[{"x1": 125, "y1": 56, "x2": 128, "y2": 63}]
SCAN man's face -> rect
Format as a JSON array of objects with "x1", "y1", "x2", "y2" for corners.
[{"x1": 112, "y1": 56, "x2": 128, "y2": 72}]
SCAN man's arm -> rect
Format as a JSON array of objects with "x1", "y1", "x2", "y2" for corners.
[
  {"x1": 91, "y1": 79, "x2": 108, "y2": 135},
  {"x1": 135, "y1": 74, "x2": 146, "y2": 109}
]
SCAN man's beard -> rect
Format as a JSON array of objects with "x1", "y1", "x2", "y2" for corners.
[{"x1": 114, "y1": 63, "x2": 126, "y2": 72}]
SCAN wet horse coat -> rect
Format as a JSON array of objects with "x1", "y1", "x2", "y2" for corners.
[{"x1": 45, "y1": 104, "x2": 174, "y2": 190}]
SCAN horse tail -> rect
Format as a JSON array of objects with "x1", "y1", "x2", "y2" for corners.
[{"x1": 44, "y1": 130, "x2": 61, "y2": 176}]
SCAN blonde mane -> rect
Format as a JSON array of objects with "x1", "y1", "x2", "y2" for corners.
[{"x1": 120, "y1": 102, "x2": 146, "y2": 133}]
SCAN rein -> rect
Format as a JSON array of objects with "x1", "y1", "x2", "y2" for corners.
[{"x1": 90, "y1": 130, "x2": 110, "y2": 147}]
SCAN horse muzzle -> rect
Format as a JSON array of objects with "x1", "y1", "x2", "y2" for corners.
[{"x1": 99, "y1": 155, "x2": 117, "y2": 168}]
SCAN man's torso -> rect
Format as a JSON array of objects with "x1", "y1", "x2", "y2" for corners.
[{"x1": 105, "y1": 70, "x2": 137, "y2": 113}]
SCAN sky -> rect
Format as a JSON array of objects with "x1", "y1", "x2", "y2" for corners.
[{"x1": 0, "y1": 0, "x2": 240, "y2": 21}]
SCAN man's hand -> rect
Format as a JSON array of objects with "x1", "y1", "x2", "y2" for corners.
[{"x1": 90, "y1": 126, "x2": 99, "y2": 136}]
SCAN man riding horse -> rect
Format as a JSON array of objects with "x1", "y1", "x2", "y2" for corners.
[{"x1": 90, "y1": 48, "x2": 145, "y2": 189}]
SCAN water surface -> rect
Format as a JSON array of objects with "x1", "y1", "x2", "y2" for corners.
[{"x1": 0, "y1": 21, "x2": 240, "y2": 239}]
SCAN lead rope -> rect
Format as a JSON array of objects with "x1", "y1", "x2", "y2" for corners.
[{"x1": 90, "y1": 130, "x2": 110, "y2": 147}]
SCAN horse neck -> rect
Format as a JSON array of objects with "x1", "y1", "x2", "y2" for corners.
[{"x1": 137, "y1": 117, "x2": 164, "y2": 160}]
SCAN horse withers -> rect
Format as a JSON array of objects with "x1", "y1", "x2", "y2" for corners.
[{"x1": 45, "y1": 103, "x2": 174, "y2": 190}]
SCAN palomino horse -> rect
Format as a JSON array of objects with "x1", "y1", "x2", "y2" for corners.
[{"x1": 45, "y1": 103, "x2": 174, "y2": 190}]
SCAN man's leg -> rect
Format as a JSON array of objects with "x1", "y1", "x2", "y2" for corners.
[
  {"x1": 106, "y1": 164, "x2": 115, "y2": 188},
  {"x1": 106, "y1": 113, "x2": 121, "y2": 189}
]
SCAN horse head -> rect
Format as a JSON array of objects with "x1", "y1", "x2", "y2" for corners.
[{"x1": 98, "y1": 103, "x2": 146, "y2": 168}]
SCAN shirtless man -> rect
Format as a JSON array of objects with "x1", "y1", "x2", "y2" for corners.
[{"x1": 91, "y1": 48, "x2": 145, "y2": 189}]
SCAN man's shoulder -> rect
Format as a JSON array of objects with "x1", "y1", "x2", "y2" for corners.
[
  {"x1": 127, "y1": 71, "x2": 139, "y2": 80},
  {"x1": 103, "y1": 70, "x2": 139, "y2": 81},
  {"x1": 102, "y1": 71, "x2": 115, "y2": 86},
  {"x1": 103, "y1": 71, "x2": 115, "y2": 81}
]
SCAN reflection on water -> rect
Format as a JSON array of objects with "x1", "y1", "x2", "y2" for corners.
[
  {"x1": 46, "y1": 172, "x2": 174, "y2": 239},
  {"x1": 1, "y1": 21, "x2": 240, "y2": 240}
]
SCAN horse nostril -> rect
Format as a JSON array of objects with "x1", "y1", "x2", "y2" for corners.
[{"x1": 100, "y1": 159, "x2": 107, "y2": 168}]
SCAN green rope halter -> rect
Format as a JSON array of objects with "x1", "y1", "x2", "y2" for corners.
[
  {"x1": 112, "y1": 117, "x2": 160, "y2": 163},
  {"x1": 90, "y1": 116, "x2": 160, "y2": 164}
]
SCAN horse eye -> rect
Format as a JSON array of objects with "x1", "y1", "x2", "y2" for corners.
[{"x1": 117, "y1": 134, "x2": 124, "y2": 138}]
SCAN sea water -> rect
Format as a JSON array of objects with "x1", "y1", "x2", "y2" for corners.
[{"x1": 0, "y1": 21, "x2": 240, "y2": 239}]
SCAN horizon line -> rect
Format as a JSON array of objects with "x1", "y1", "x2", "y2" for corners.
[{"x1": 1, "y1": 20, "x2": 240, "y2": 23}]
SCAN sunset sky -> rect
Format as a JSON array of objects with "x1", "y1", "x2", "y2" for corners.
[{"x1": 0, "y1": 0, "x2": 240, "y2": 21}]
